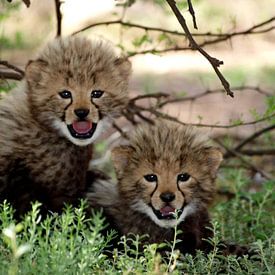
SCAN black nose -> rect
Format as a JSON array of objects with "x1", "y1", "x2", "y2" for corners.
[
  {"x1": 74, "y1": 108, "x2": 89, "y2": 119},
  {"x1": 160, "y1": 192, "x2": 175, "y2": 203}
]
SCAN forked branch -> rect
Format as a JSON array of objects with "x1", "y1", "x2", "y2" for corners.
[
  {"x1": 214, "y1": 139, "x2": 273, "y2": 180},
  {"x1": 166, "y1": 0, "x2": 233, "y2": 97}
]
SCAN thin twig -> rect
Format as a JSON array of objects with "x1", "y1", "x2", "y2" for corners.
[
  {"x1": 126, "y1": 101, "x2": 275, "y2": 128},
  {"x1": 214, "y1": 139, "x2": 273, "y2": 180},
  {"x1": 0, "y1": 61, "x2": 25, "y2": 76},
  {"x1": 73, "y1": 16, "x2": 275, "y2": 58},
  {"x1": 0, "y1": 60, "x2": 25, "y2": 81},
  {"x1": 0, "y1": 71, "x2": 23, "y2": 80},
  {"x1": 238, "y1": 148, "x2": 275, "y2": 156},
  {"x1": 187, "y1": 0, "x2": 198, "y2": 29},
  {"x1": 54, "y1": 0, "x2": 63, "y2": 37},
  {"x1": 129, "y1": 92, "x2": 169, "y2": 102},
  {"x1": 234, "y1": 124, "x2": 275, "y2": 151},
  {"x1": 72, "y1": 17, "x2": 275, "y2": 39},
  {"x1": 112, "y1": 122, "x2": 129, "y2": 139},
  {"x1": 166, "y1": 0, "x2": 233, "y2": 97},
  {"x1": 126, "y1": 29, "x2": 275, "y2": 56},
  {"x1": 158, "y1": 86, "x2": 272, "y2": 107}
]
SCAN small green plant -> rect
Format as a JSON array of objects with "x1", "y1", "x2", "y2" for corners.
[
  {"x1": 2, "y1": 223, "x2": 31, "y2": 275},
  {"x1": 0, "y1": 168, "x2": 274, "y2": 274}
]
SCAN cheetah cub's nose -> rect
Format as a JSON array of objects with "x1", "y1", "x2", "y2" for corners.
[
  {"x1": 160, "y1": 192, "x2": 175, "y2": 203},
  {"x1": 74, "y1": 109, "x2": 90, "y2": 119}
]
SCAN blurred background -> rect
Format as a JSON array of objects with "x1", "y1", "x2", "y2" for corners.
[{"x1": 0, "y1": 0, "x2": 274, "y2": 182}]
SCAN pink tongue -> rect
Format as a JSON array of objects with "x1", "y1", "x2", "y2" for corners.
[
  {"x1": 160, "y1": 206, "x2": 175, "y2": 216},
  {"x1": 72, "y1": 121, "x2": 92, "y2": 134}
]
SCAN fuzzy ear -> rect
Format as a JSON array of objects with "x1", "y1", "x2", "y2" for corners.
[
  {"x1": 111, "y1": 145, "x2": 133, "y2": 177},
  {"x1": 25, "y1": 59, "x2": 48, "y2": 84},
  {"x1": 114, "y1": 57, "x2": 132, "y2": 79},
  {"x1": 205, "y1": 147, "x2": 223, "y2": 175}
]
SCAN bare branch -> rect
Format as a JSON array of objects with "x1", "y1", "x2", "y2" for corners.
[
  {"x1": 0, "y1": 60, "x2": 25, "y2": 81},
  {"x1": 127, "y1": 28, "x2": 275, "y2": 56},
  {"x1": 129, "y1": 92, "x2": 169, "y2": 102},
  {"x1": 0, "y1": 61, "x2": 25, "y2": 76},
  {"x1": 112, "y1": 122, "x2": 129, "y2": 139},
  {"x1": 214, "y1": 138, "x2": 273, "y2": 180},
  {"x1": 166, "y1": 0, "x2": 233, "y2": 97},
  {"x1": 73, "y1": 16, "x2": 275, "y2": 58},
  {"x1": 158, "y1": 86, "x2": 272, "y2": 107},
  {"x1": 234, "y1": 124, "x2": 275, "y2": 151},
  {"x1": 126, "y1": 100, "x2": 275, "y2": 129},
  {"x1": 187, "y1": 0, "x2": 198, "y2": 29},
  {"x1": 73, "y1": 17, "x2": 275, "y2": 39},
  {"x1": 238, "y1": 148, "x2": 275, "y2": 156},
  {"x1": 0, "y1": 71, "x2": 23, "y2": 81},
  {"x1": 54, "y1": 0, "x2": 63, "y2": 37}
]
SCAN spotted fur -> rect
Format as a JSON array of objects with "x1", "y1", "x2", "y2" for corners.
[
  {"x1": 0, "y1": 36, "x2": 131, "y2": 216},
  {"x1": 89, "y1": 121, "x2": 251, "y2": 256}
]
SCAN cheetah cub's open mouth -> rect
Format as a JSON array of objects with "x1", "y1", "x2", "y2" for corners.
[
  {"x1": 67, "y1": 121, "x2": 97, "y2": 139},
  {"x1": 152, "y1": 205, "x2": 181, "y2": 220}
]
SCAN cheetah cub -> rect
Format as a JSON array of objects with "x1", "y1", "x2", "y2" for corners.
[
  {"x1": 0, "y1": 36, "x2": 131, "y2": 215},
  {"x1": 89, "y1": 121, "x2": 249, "y2": 256}
]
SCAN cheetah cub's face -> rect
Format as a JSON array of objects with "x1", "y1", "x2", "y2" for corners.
[
  {"x1": 112, "y1": 122, "x2": 222, "y2": 228},
  {"x1": 25, "y1": 36, "x2": 131, "y2": 146}
]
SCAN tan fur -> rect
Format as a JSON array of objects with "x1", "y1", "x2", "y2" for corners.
[
  {"x1": 0, "y1": 36, "x2": 131, "y2": 215},
  {"x1": 88, "y1": 121, "x2": 223, "y2": 254},
  {"x1": 112, "y1": 121, "x2": 222, "y2": 212},
  {"x1": 25, "y1": 37, "x2": 131, "y2": 130}
]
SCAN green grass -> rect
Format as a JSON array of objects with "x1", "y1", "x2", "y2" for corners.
[{"x1": 0, "y1": 169, "x2": 274, "y2": 274}]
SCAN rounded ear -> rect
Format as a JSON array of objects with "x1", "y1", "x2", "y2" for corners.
[
  {"x1": 204, "y1": 147, "x2": 223, "y2": 176},
  {"x1": 25, "y1": 59, "x2": 48, "y2": 84},
  {"x1": 114, "y1": 57, "x2": 132, "y2": 79},
  {"x1": 111, "y1": 145, "x2": 133, "y2": 177}
]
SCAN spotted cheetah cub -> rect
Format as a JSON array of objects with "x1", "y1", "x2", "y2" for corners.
[
  {"x1": 90, "y1": 121, "x2": 249, "y2": 256},
  {"x1": 0, "y1": 36, "x2": 131, "y2": 215}
]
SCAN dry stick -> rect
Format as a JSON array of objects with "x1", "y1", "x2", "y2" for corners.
[
  {"x1": 112, "y1": 122, "x2": 129, "y2": 139},
  {"x1": 238, "y1": 148, "x2": 275, "y2": 156},
  {"x1": 135, "y1": 111, "x2": 155, "y2": 124},
  {"x1": 73, "y1": 17, "x2": 275, "y2": 38},
  {"x1": 187, "y1": 0, "x2": 198, "y2": 29},
  {"x1": 234, "y1": 124, "x2": 275, "y2": 151},
  {"x1": 0, "y1": 61, "x2": 25, "y2": 76},
  {"x1": 0, "y1": 71, "x2": 23, "y2": 81},
  {"x1": 0, "y1": 60, "x2": 25, "y2": 81},
  {"x1": 73, "y1": 17, "x2": 275, "y2": 57},
  {"x1": 166, "y1": 0, "x2": 233, "y2": 97},
  {"x1": 54, "y1": 0, "x2": 63, "y2": 37},
  {"x1": 127, "y1": 26, "x2": 275, "y2": 56},
  {"x1": 129, "y1": 92, "x2": 169, "y2": 102},
  {"x1": 198, "y1": 27, "x2": 275, "y2": 48},
  {"x1": 127, "y1": 101, "x2": 275, "y2": 128},
  {"x1": 214, "y1": 139, "x2": 273, "y2": 180},
  {"x1": 158, "y1": 86, "x2": 272, "y2": 107}
]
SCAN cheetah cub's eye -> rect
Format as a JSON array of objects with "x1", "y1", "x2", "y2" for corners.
[
  {"x1": 91, "y1": 90, "x2": 104, "y2": 99},
  {"x1": 144, "y1": 174, "x2": 158, "y2": 182},
  {"x1": 177, "y1": 173, "x2": 190, "y2": 182},
  {"x1": 59, "y1": 90, "x2": 72, "y2": 99}
]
